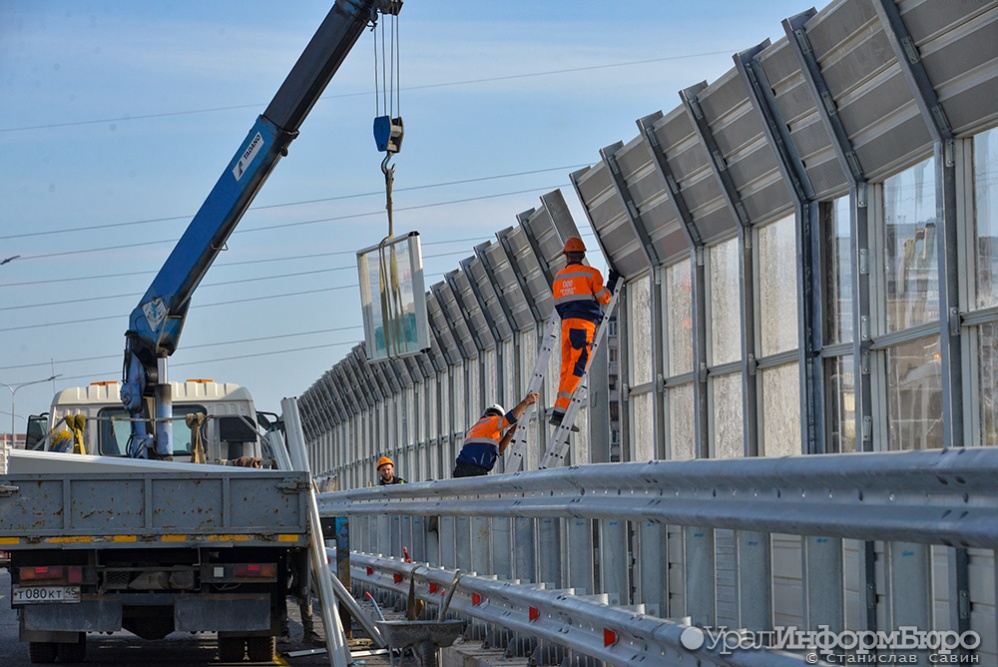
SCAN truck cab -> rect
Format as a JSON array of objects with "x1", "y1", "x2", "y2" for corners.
[{"x1": 34, "y1": 379, "x2": 266, "y2": 464}]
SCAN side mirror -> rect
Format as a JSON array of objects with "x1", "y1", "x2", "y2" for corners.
[{"x1": 25, "y1": 413, "x2": 49, "y2": 450}]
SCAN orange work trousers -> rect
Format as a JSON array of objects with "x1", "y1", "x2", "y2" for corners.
[{"x1": 554, "y1": 318, "x2": 597, "y2": 416}]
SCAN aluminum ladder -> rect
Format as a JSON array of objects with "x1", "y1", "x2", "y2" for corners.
[{"x1": 504, "y1": 284, "x2": 620, "y2": 471}]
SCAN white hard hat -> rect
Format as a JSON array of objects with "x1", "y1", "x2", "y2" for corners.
[{"x1": 485, "y1": 403, "x2": 505, "y2": 417}]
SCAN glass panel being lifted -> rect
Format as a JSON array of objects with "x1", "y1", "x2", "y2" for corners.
[{"x1": 357, "y1": 232, "x2": 430, "y2": 361}]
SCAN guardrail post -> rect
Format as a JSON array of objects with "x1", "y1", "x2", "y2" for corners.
[
  {"x1": 375, "y1": 514, "x2": 389, "y2": 556},
  {"x1": 408, "y1": 514, "x2": 425, "y2": 563},
  {"x1": 514, "y1": 518, "x2": 537, "y2": 583},
  {"x1": 472, "y1": 516, "x2": 491, "y2": 574},
  {"x1": 491, "y1": 517, "x2": 513, "y2": 580},
  {"x1": 456, "y1": 515, "x2": 472, "y2": 573},
  {"x1": 538, "y1": 517, "x2": 562, "y2": 587},
  {"x1": 439, "y1": 516, "x2": 457, "y2": 569},
  {"x1": 566, "y1": 517, "x2": 595, "y2": 595},
  {"x1": 350, "y1": 515, "x2": 364, "y2": 554},
  {"x1": 737, "y1": 530, "x2": 772, "y2": 630},
  {"x1": 600, "y1": 518, "x2": 629, "y2": 605},
  {"x1": 804, "y1": 536, "x2": 844, "y2": 632},
  {"x1": 888, "y1": 541, "x2": 931, "y2": 656},
  {"x1": 716, "y1": 529, "x2": 738, "y2": 627},
  {"x1": 684, "y1": 525, "x2": 715, "y2": 627},
  {"x1": 425, "y1": 514, "x2": 439, "y2": 565},
  {"x1": 637, "y1": 520, "x2": 667, "y2": 617},
  {"x1": 390, "y1": 514, "x2": 402, "y2": 558}
]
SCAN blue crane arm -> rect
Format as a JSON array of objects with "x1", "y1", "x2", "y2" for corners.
[
  {"x1": 123, "y1": 0, "x2": 403, "y2": 459},
  {"x1": 127, "y1": 116, "x2": 285, "y2": 355},
  {"x1": 129, "y1": 0, "x2": 397, "y2": 358}
]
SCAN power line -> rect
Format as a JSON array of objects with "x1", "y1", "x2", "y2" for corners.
[
  {"x1": 0, "y1": 166, "x2": 587, "y2": 242},
  {"x1": 0, "y1": 326, "x2": 364, "y2": 373},
  {"x1": 27, "y1": 340, "x2": 365, "y2": 389},
  {"x1": 246, "y1": 184, "x2": 567, "y2": 234},
  {"x1": 0, "y1": 247, "x2": 481, "y2": 313},
  {"x1": 0, "y1": 267, "x2": 354, "y2": 313},
  {"x1": 0, "y1": 236, "x2": 492, "y2": 288},
  {"x1": 0, "y1": 50, "x2": 736, "y2": 134},
  {"x1": 7, "y1": 183, "x2": 567, "y2": 262},
  {"x1": 0, "y1": 285, "x2": 355, "y2": 334}
]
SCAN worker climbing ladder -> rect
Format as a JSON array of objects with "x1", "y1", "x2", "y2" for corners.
[{"x1": 504, "y1": 284, "x2": 620, "y2": 472}]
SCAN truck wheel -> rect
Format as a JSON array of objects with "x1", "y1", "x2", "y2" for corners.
[
  {"x1": 246, "y1": 635, "x2": 275, "y2": 662},
  {"x1": 57, "y1": 633, "x2": 87, "y2": 663},
  {"x1": 28, "y1": 641, "x2": 58, "y2": 664},
  {"x1": 217, "y1": 635, "x2": 245, "y2": 662}
]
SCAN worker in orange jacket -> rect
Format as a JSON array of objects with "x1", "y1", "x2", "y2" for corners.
[
  {"x1": 453, "y1": 391, "x2": 539, "y2": 478},
  {"x1": 550, "y1": 236, "x2": 618, "y2": 430},
  {"x1": 376, "y1": 456, "x2": 405, "y2": 485}
]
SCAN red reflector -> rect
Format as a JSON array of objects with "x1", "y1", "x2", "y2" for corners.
[
  {"x1": 393, "y1": 573, "x2": 403, "y2": 584},
  {"x1": 429, "y1": 583, "x2": 438, "y2": 594},
  {"x1": 472, "y1": 593, "x2": 482, "y2": 606},
  {"x1": 68, "y1": 566, "x2": 83, "y2": 584},
  {"x1": 366, "y1": 567, "x2": 374, "y2": 576},
  {"x1": 233, "y1": 563, "x2": 277, "y2": 578},
  {"x1": 604, "y1": 629, "x2": 617, "y2": 646},
  {"x1": 20, "y1": 566, "x2": 64, "y2": 581},
  {"x1": 529, "y1": 607, "x2": 539, "y2": 622}
]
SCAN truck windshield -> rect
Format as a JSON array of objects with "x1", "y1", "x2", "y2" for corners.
[{"x1": 97, "y1": 405, "x2": 207, "y2": 458}]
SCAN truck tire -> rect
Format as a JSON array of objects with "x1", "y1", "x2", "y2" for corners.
[
  {"x1": 246, "y1": 635, "x2": 275, "y2": 662},
  {"x1": 28, "y1": 641, "x2": 58, "y2": 664},
  {"x1": 57, "y1": 633, "x2": 87, "y2": 663},
  {"x1": 217, "y1": 635, "x2": 245, "y2": 662}
]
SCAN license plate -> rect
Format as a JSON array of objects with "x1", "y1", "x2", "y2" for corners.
[{"x1": 12, "y1": 585, "x2": 80, "y2": 604}]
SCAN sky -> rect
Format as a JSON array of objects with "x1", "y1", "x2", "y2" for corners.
[{"x1": 0, "y1": 0, "x2": 813, "y2": 430}]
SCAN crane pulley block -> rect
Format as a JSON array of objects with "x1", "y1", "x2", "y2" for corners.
[
  {"x1": 374, "y1": 0, "x2": 403, "y2": 16},
  {"x1": 374, "y1": 115, "x2": 404, "y2": 153}
]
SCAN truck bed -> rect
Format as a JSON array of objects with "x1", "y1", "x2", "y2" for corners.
[{"x1": 0, "y1": 470, "x2": 310, "y2": 550}]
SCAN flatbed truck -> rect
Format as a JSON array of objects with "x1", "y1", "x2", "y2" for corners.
[{"x1": 0, "y1": 466, "x2": 310, "y2": 662}]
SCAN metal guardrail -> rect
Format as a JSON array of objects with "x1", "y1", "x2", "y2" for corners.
[
  {"x1": 319, "y1": 448, "x2": 998, "y2": 549},
  {"x1": 319, "y1": 449, "x2": 998, "y2": 665},
  {"x1": 350, "y1": 553, "x2": 810, "y2": 667}
]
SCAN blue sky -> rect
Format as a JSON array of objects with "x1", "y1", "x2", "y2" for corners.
[{"x1": 0, "y1": 0, "x2": 811, "y2": 427}]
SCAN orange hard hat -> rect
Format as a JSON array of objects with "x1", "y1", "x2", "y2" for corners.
[
  {"x1": 376, "y1": 456, "x2": 394, "y2": 470},
  {"x1": 562, "y1": 236, "x2": 586, "y2": 253}
]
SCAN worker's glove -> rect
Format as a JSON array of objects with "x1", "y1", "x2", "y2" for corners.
[{"x1": 607, "y1": 269, "x2": 621, "y2": 292}]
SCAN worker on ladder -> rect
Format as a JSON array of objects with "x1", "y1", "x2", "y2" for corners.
[{"x1": 549, "y1": 237, "x2": 619, "y2": 431}]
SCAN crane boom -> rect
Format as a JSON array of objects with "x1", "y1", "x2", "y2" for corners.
[{"x1": 123, "y1": 0, "x2": 403, "y2": 458}]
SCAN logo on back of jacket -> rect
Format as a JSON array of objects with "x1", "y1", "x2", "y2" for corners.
[{"x1": 558, "y1": 283, "x2": 579, "y2": 298}]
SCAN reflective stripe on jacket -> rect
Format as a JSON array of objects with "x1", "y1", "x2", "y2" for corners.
[
  {"x1": 552, "y1": 262, "x2": 611, "y2": 323},
  {"x1": 455, "y1": 411, "x2": 517, "y2": 471}
]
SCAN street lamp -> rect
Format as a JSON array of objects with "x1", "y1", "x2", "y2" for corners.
[{"x1": 1, "y1": 374, "x2": 61, "y2": 449}]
